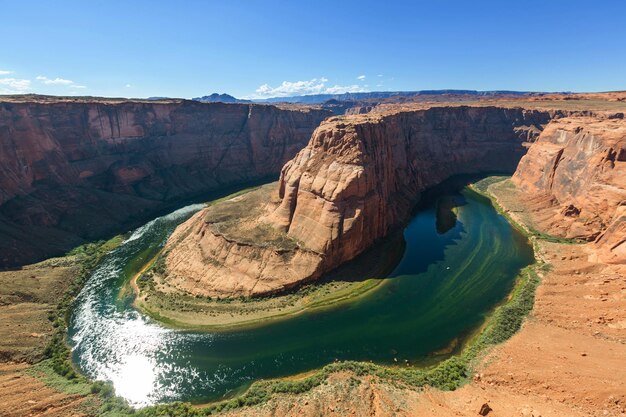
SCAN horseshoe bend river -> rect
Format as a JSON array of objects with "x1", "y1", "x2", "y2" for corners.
[{"x1": 68, "y1": 179, "x2": 534, "y2": 407}]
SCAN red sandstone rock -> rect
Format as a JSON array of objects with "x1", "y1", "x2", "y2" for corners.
[
  {"x1": 166, "y1": 106, "x2": 552, "y2": 297},
  {"x1": 512, "y1": 116, "x2": 626, "y2": 263},
  {"x1": 0, "y1": 99, "x2": 330, "y2": 266},
  {"x1": 268, "y1": 107, "x2": 551, "y2": 281}
]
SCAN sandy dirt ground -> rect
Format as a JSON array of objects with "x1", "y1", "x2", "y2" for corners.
[{"x1": 0, "y1": 363, "x2": 91, "y2": 417}]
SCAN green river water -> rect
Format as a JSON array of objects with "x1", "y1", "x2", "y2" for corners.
[{"x1": 68, "y1": 178, "x2": 533, "y2": 406}]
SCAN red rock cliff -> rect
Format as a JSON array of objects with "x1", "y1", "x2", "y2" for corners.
[
  {"x1": 0, "y1": 99, "x2": 330, "y2": 266},
  {"x1": 512, "y1": 115, "x2": 626, "y2": 263},
  {"x1": 269, "y1": 106, "x2": 551, "y2": 275},
  {"x1": 164, "y1": 106, "x2": 552, "y2": 297}
]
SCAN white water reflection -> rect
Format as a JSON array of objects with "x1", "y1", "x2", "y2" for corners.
[
  {"x1": 70, "y1": 204, "x2": 206, "y2": 407},
  {"x1": 112, "y1": 354, "x2": 158, "y2": 404}
]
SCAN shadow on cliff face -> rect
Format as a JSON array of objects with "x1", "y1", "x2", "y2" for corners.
[
  {"x1": 0, "y1": 101, "x2": 331, "y2": 268},
  {"x1": 317, "y1": 231, "x2": 408, "y2": 285},
  {"x1": 0, "y1": 177, "x2": 276, "y2": 269},
  {"x1": 302, "y1": 174, "x2": 499, "y2": 289},
  {"x1": 436, "y1": 195, "x2": 462, "y2": 234}
]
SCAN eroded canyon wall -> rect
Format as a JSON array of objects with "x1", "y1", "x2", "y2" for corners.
[
  {"x1": 0, "y1": 100, "x2": 330, "y2": 266},
  {"x1": 165, "y1": 106, "x2": 553, "y2": 297},
  {"x1": 269, "y1": 107, "x2": 551, "y2": 274},
  {"x1": 512, "y1": 115, "x2": 626, "y2": 263}
]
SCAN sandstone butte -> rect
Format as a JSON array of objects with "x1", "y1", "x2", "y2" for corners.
[
  {"x1": 0, "y1": 98, "x2": 331, "y2": 266},
  {"x1": 163, "y1": 105, "x2": 625, "y2": 298},
  {"x1": 165, "y1": 106, "x2": 626, "y2": 297}
]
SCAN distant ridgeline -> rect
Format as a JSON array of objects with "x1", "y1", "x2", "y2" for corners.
[
  {"x1": 192, "y1": 89, "x2": 550, "y2": 105},
  {"x1": 192, "y1": 93, "x2": 252, "y2": 103}
]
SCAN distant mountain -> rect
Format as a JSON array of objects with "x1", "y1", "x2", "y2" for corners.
[
  {"x1": 189, "y1": 90, "x2": 544, "y2": 106},
  {"x1": 193, "y1": 93, "x2": 251, "y2": 103},
  {"x1": 254, "y1": 90, "x2": 534, "y2": 104}
]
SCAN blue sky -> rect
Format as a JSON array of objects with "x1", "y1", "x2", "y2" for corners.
[{"x1": 1, "y1": 0, "x2": 625, "y2": 98}]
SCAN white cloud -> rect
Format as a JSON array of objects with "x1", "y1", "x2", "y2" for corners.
[
  {"x1": 249, "y1": 77, "x2": 368, "y2": 99},
  {"x1": 377, "y1": 74, "x2": 383, "y2": 77},
  {"x1": 36, "y1": 75, "x2": 74, "y2": 85},
  {"x1": 254, "y1": 78, "x2": 328, "y2": 97},
  {"x1": 125, "y1": 84, "x2": 132, "y2": 88},
  {"x1": 357, "y1": 75, "x2": 366, "y2": 80},
  {"x1": 0, "y1": 72, "x2": 88, "y2": 95},
  {"x1": 325, "y1": 84, "x2": 367, "y2": 94},
  {"x1": 34, "y1": 75, "x2": 87, "y2": 91},
  {"x1": 0, "y1": 78, "x2": 31, "y2": 93}
]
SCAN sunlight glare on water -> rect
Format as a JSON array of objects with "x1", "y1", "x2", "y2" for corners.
[
  {"x1": 69, "y1": 204, "x2": 207, "y2": 407},
  {"x1": 111, "y1": 354, "x2": 158, "y2": 405}
]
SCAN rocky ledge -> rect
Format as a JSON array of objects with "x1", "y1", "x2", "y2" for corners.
[
  {"x1": 164, "y1": 106, "x2": 553, "y2": 298},
  {"x1": 163, "y1": 184, "x2": 323, "y2": 297},
  {"x1": 513, "y1": 115, "x2": 626, "y2": 264}
]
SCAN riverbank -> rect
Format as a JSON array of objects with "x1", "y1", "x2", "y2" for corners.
[
  {"x1": 0, "y1": 237, "x2": 124, "y2": 416},
  {"x1": 131, "y1": 239, "x2": 403, "y2": 329},
  {"x1": 133, "y1": 269, "x2": 388, "y2": 331},
  {"x1": 129, "y1": 185, "x2": 405, "y2": 331}
]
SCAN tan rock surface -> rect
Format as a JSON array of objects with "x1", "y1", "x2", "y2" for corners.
[
  {"x1": 513, "y1": 116, "x2": 626, "y2": 263},
  {"x1": 163, "y1": 185, "x2": 324, "y2": 298},
  {"x1": 166, "y1": 106, "x2": 551, "y2": 297}
]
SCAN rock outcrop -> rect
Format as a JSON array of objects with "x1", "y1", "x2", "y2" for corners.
[
  {"x1": 512, "y1": 115, "x2": 626, "y2": 263},
  {"x1": 163, "y1": 184, "x2": 323, "y2": 297},
  {"x1": 165, "y1": 106, "x2": 552, "y2": 297},
  {"x1": 0, "y1": 98, "x2": 330, "y2": 266}
]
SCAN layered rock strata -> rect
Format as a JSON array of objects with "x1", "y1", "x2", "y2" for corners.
[
  {"x1": 512, "y1": 115, "x2": 626, "y2": 263},
  {"x1": 163, "y1": 184, "x2": 323, "y2": 297},
  {"x1": 0, "y1": 99, "x2": 330, "y2": 266},
  {"x1": 165, "y1": 106, "x2": 552, "y2": 297}
]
